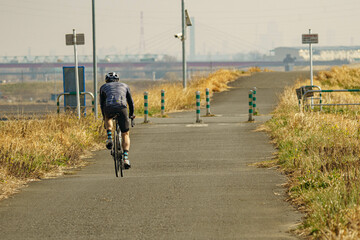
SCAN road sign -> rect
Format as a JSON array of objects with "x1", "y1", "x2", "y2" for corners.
[
  {"x1": 302, "y1": 34, "x2": 318, "y2": 44},
  {"x1": 66, "y1": 33, "x2": 85, "y2": 45},
  {"x1": 63, "y1": 66, "x2": 86, "y2": 109}
]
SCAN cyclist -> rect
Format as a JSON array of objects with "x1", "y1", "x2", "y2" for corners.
[{"x1": 100, "y1": 72, "x2": 135, "y2": 169}]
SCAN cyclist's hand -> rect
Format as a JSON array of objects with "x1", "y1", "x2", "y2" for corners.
[{"x1": 130, "y1": 115, "x2": 135, "y2": 127}]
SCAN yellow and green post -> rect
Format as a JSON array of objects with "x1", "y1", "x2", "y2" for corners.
[
  {"x1": 161, "y1": 89, "x2": 165, "y2": 116},
  {"x1": 144, "y1": 91, "x2": 149, "y2": 123},
  {"x1": 252, "y1": 87, "x2": 257, "y2": 115},
  {"x1": 196, "y1": 91, "x2": 201, "y2": 123},
  {"x1": 206, "y1": 88, "x2": 211, "y2": 116},
  {"x1": 248, "y1": 90, "x2": 254, "y2": 121}
]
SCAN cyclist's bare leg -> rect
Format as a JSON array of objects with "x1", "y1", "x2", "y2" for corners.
[
  {"x1": 104, "y1": 117, "x2": 114, "y2": 149},
  {"x1": 104, "y1": 117, "x2": 113, "y2": 131},
  {"x1": 121, "y1": 131, "x2": 130, "y2": 151}
]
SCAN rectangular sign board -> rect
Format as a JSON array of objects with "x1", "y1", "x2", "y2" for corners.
[
  {"x1": 63, "y1": 66, "x2": 86, "y2": 110},
  {"x1": 65, "y1": 33, "x2": 85, "y2": 45},
  {"x1": 302, "y1": 34, "x2": 318, "y2": 44}
]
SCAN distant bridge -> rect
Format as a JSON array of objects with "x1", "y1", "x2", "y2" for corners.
[
  {"x1": 0, "y1": 54, "x2": 349, "y2": 80},
  {"x1": 0, "y1": 61, "x2": 284, "y2": 69},
  {"x1": 0, "y1": 54, "x2": 285, "y2": 70},
  {"x1": 0, "y1": 54, "x2": 163, "y2": 64}
]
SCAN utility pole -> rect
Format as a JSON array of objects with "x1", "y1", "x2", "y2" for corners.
[
  {"x1": 92, "y1": 0, "x2": 98, "y2": 119},
  {"x1": 179, "y1": 1, "x2": 192, "y2": 89},
  {"x1": 181, "y1": 0, "x2": 186, "y2": 89}
]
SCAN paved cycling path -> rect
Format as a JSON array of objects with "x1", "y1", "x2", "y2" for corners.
[{"x1": 0, "y1": 72, "x2": 307, "y2": 239}]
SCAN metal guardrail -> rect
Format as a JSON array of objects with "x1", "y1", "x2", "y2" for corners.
[
  {"x1": 57, "y1": 92, "x2": 94, "y2": 114},
  {"x1": 298, "y1": 87, "x2": 360, "y2": 111},
  {"x1": 296, "y1": 85, "x2": 322, "y2": 111}
]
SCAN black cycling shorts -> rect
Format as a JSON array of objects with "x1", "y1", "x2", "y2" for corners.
[{"x1": 104, "y1": 106, "x2": 129, "y2": 133}]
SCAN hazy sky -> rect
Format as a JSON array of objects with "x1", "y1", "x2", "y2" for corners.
[{"x1": 1, "y1": 0, "x2": 359, "y2": 58}]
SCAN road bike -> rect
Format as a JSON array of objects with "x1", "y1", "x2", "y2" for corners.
[{"x1": 111, "y1": 115, "x2": 134, "y2": 177}]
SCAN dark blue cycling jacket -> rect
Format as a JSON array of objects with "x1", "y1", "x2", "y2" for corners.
[{"x1": 99, "y1": 82, "x2": 134, "y2": 117}]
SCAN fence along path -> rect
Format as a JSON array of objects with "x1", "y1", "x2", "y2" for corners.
[{"x1": 301, "y1": 88, "x2": 360, "y2": 111}]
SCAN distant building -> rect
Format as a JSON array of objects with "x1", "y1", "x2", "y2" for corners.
[{"x1": 271, "y1": 46, "x2": 360, "y2": 62}]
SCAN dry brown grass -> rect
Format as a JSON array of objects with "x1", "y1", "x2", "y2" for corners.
[
  {"x1": 0, "y1": 113, "x2": 104, "y2": 198},
  {"x1": 247, "y1": 66, "x2": 273, "y2": 73},
  {"x1": 131, "y1": 69, "x2": 248, "y2": 116},
  {"x1": 317, "y1": 66, "x2": 360, "y2": 89},
  {"x1": 265, "y1": 66, "x2": 360, "y2": 239}
]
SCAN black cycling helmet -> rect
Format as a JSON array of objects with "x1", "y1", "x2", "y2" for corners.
[{"x1": 105, "y1": 72, "x2": 120, "y2": 83}]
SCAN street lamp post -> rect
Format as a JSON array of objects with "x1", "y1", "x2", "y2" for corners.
[
  {"x1": 92, "y1": 0, "x2": 98, "y2": 119},
  {"x1": 181, "y1": 0, "x2": 186, "y2": 89},
  {"x1": 175, "y1": 2, "x2": 192, "y2": 88}
]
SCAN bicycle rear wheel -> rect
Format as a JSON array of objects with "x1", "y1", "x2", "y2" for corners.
[{"x1": 117, "y1": 125, "x2": 124, "y2": 178}]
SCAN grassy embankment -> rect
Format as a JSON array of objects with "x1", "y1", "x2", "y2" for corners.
[
  {"x1": 263, "y1": 66, "x2": 360, "y2": 239},
  {"x1": 0, "y1": 69, "x2": 248, "y2": 199}
]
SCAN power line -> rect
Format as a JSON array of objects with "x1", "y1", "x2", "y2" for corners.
[
  {"x1": 139, "y1": 11, "x2": 146, "y2": 54},
  {"x1": 197, "y1": 21, "x2": 269, "y2": 52}
]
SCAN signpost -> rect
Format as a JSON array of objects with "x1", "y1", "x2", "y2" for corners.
[
  {"x1": 302, "y1": 34, "x2": 318, "y2": 44},
  {"x1": 65, "y1": 29, "x2": 85, "y2": 119},
  {"x1": 66, "y1": 33, "x2": 85, "y2": 45},
  {"x1": 302, "y1": 29, "x2": 318, "y2": 108}
]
